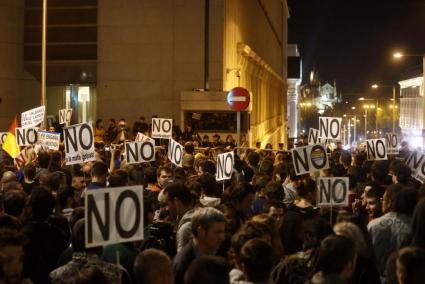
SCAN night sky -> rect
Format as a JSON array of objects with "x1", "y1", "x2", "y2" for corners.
[{"x1": 287, "y1": 0, "x2": 425, "y2": 98}]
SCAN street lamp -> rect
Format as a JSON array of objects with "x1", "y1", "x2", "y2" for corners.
[
  {"x1": 371, "y1": 83, "x2": 398, "y2": 133},
  {"x1": 343, "y1": 114, "x2": 357, "y2": 145}
]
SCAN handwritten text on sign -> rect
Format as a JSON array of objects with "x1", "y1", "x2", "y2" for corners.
[
  {"x1": 63, "y1": 123, "x2": 96, "y2": 165},
  {"x1": 21, "y1": 106, "x2": 45, "y2": 128}
]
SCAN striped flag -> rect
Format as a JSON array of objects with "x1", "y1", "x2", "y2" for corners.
[{"x1": 3, "y1": 116, "x2": 21, "y2": 158}]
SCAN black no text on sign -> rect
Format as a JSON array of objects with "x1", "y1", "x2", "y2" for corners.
[
  {"x1": 291, "y1": 143, "x2": 329, "y2": 176},
  {"x1": 85, "y1": 185, "x2": 144, "y2": 248},
  {"x1": 366, "y1": 138, "x2": 387, "y2": 161},
  {"x1": 317, "y1": 177, "x2": 349, "y2": 207},
  {"x1": 319, "y1": 117, "x2": 341, "y2": 140},
  {"x1": 216, "y1": 151, "x2": 234, "y2": 181}
]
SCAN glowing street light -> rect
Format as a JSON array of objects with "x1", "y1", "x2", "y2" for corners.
[{"x1": 393, "y1": 52, "x2": 403, "y2": 59}]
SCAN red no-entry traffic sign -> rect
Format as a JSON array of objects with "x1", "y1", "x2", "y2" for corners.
[{"x1": 227, "y1": 87, "x2": 250, "y2": 111}]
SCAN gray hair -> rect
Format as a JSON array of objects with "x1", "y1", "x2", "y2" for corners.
[
  {"x1": 333, "y1": 221, "x2": 367, "y2": 257},
  {"x1": 191, "y1": 207, "x2": 226, "y2": 237}
]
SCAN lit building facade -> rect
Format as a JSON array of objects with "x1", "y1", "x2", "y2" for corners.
[
  {"x1": 398, "y1": 75, "x2": 423, "y2": 148},
  {"x1": 287, "y1": 44, "x2": 301, "y2": 139},
  {"x1": 0, "y1": 0, "x2": 289, "y2": 148}
]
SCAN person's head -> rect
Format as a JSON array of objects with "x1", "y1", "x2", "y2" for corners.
[
  {"x1": 91, "y1": 161, "x2": 109, "y2": 184},
  {"x1": 265, "y1": 182, "x2": 285, "y2": 204},
  {"x1": 396, "y1": 247, "x2": 425, "y2": 284},
  {"x1": 95, "y1": 119, "x2": 103, "y2": 128},
  {"x1": 247, "y1": 152, "x2": 260, "y2": 167},
  {"x1": 57, "y1": 186, "x2": 76, "y2": 211},
  {"x1": 227, "y1": 182, "x2": 256, "y2": 212},
  {"x1": 184, "y1": 255, "x2": 229, "y2": 284},
  {"x1": 230, "y1": 221, "x2": 273, "y2": 258},
  {"x1": 259, "y1": 159, "x2": 274, "y2": 176},
  {"x1": 49, "y1": 151, "x2": 62, "y2": 169},
  {"x1": 108, "y1": 118, "x2": 116, "y2": 126},
  {"x1": 198, "y1": 173, "x2": 220, "y2": 198},
  {"x1": 184, "y1": 142, "x2": 195, "y2": 155},
  {"x1": 76, "y1": 266, "x2": 109, "y2": 284},
  {"x1": 213, "y1": 134, "x2": 220, "y2": 143},
  {"x1": 133, "y1": 249, "x2": 172, "y2": 284},
  {"x1": 396, "y1": 165, "x2": 412, "y2": 184},
  {"x1": 371, "y1": 161, "x2": 387, "y2": 182},
  {"x1": 3, "y1": 190, "x2": 27, "y2": 218},
  {"x1": 199, "y1": 160, "x2": 216, "y2": 176},
  {"x1": 1, "y1": 171, "x2": 16, "y2": 185},
  {"x1": 157, "y1": 166, "x2": 173, "y2": 187},
  {"x1": 27, "y1": 187, "x2": 55, "y2": 221},
  {"x1": 296, "y1": 177, "x2": 316, "y2": 203},
  {"x1": 384, "y1": 184, "x2": 418, "y2": 215},
  {"x1": 191, "y1": 207, "x2": 226, "y2": 253},
  {"x1": 365, "y1": 186, "x2": 385, "y2": 219},
  {"x1": 238, "y1": 238, "x2": 274, "y2": 283},
  {"x1": 267, "y1": 202, "x2": 285, "y2": 227},
  {"x1": 0, "y1": 214, "x2": 22, "y2": 231},
  {"x1": 339, "y1": 150, "x2": 352, "y2": 168},
  {"x1": 23, "y1": 163, "x2": 36, "y2": 181},
  {"x1": 49, "y1": 171, "x2": 67, "y2": 192},
  {"x1": 272, "y1": 164, "x2": 287, "y2": 184},
  {"x1": 72, "y1": 170, "x2": 86, "y2": 190},
  {"x1": 333, "y1": 221, "x2": 368, "y2": 258},
  {"x1": 37, "y1": 151, "x2": 50, "y2": 168},
  {"x1": 164, "y1": 182, "x2": 193, "y2": 216},
  {"x1": 118, "y1": 119, "x2": 126, "y2": 129},
  {"x1": 108, "y1": 169, "x2": 128, "y2": 187},
  {"x1": 0, "y1": 229, "x2": 26, "y2": 284},
  {"x1": 318, "y1": 235, "x2": 357, "y2": 281}
]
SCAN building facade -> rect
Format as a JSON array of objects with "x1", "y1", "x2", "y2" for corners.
[{"x1": 0, "y1": 0, "x2": 289, "y2": 147}]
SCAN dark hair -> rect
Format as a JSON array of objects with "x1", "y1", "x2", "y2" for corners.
[
  {"x1": 371, "y1": 161, "x2": 387, "y2": 181},
  {"x1": 393, "y1": 187, "x2": 418, "y2": 216},
  {"x1": 247, "y1": 152, "x2": 260, "y2": 167},
  {"x1": 57, "y1": 186, "x2": 75, "y2": 210},
  {"x1": 296, "y1": 178, "x2": 316, "y2": 199},
  {"x1": 365, "y1": 185, "x2": 385, "y2": 200},
  {"x1": 143, "y1": 167, "x2": 157, "y2": 184},
  {"x1": 133, "y1": 249, "x2": 171, "y2": 284},
  {"x1": 164, "y1": 182, "x2": 193, "y2": 206},
  {"x1": 184, "y1": 142, "x2": 195, "y2": 155},
  {"x1": 91, "y1": 161, "x2": 109, "y2": 178},
  {"x1": 50, "y1": 171, "x2": 67, "y2": 192},
  {"x1": 240, "y1": 165, "x2": 254, "y2": 183},
  {"x1": 156, "y1": 166, "x2": 173, "y2": 177},
  {"x1": 396, "y1": 165, "x2": 412, "y2": 184},
  {"x1": 198, "y1": 173, "x2": 220, "y2": 197},
  {"x1": 265, "y1": 182, "x2": 285, "y2": 203},
  {"x1": 272, "y1": 164, "x2": 288, "y2": 183},
  {"x1": 231, "y1": 221, "x2": 273, "y2": 257},
  {"x1": 239, "y1": 238, "x2": 274, "y2": 282},
  {"x1": 29, "y1": 187, "x2": 55, "y2": 221},
  {"x1": 259, "y1": 159, "x2": 274, "y2": 176},
  {"x1": 200, "y1": 160, "x2": 216, "y2": 175},
  {"x1": 23, "y1": 163, "x2": 36, "y2": 180},
  {"x1": 3, "y1": 190, "x2": 27, "y2": 217},
  {"x1": 227, "y1": 182, "x2": 256, "y2": 206},
  {"x1": 76, "y1": 266, "x2": 109, "y2": 284},
  {"x1": 397, "y1": 247, "x2": 425, "y2": 284},
  {"x1": 184, "y1": 256, "x2": 229, "y2": 284},
  {"x1": 411, "y1": 198, "x2": 425, "y2": 248},
  {"x1": 0, "y1": 213, "x2": 22, "y2": 231},
  {"x1": 37, "y1": 151, "x2": 50, "y2": 168},
  {"x1": 340, "y1": 150, "x2": 352, "y2": 167},
  {"x1": 108, "y1": 170, "x2": 128, "y2": 187},
  {"x1": 318, "y1": 235, "x2": 356, "y2": 275},
  {"x1": 0, "y1": 228, "x2": 26, "y2": 248}
]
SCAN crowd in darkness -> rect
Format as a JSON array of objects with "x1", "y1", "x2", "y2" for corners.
[{"x1": 0, "y1": 116, "x2": 425, "y2": 284}]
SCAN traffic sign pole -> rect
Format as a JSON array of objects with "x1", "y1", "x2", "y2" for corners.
[{"x1": 237, "y1": 111, "x2": 241, "y2": 146}]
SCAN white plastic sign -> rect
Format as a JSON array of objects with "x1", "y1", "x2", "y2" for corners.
[
  {"x1": 317, "y1": 177, "x2": 349, "y2": 206},
  {"x1": 319, "y1": 117, "x2": 341, "y2": 140},
  {"x1": 21, "y1": 106, "x2": 45, "y2": 128},
  {"x1": 168, "y1": 138, "x2": 183, "y2": 167},
  {"x1": 216, "y1": 151, "x2": 234, "y2": 181},
  {"x1": 125, "y1": 141, "x2": 155, "y2": 164},
  {"x1": 151, "y1": 118, "x2": 172, "y2": 139},
  {"x1": 15, "y1": 127, "x2": 38, "y2": 146},
  {"x1": 59, "y1": 109, "x2": 73, "y2": 125},
  {"x1": 366, "y1": 139, "x2": 387, "y2": 161},
  {"x1": 85, "y1": 185, "x2": 144, "y2": 248},
  {"x1": 291, "y1": 143, "x2": 329, "y2": 176},
  {"x1": 308, "y1": 128, "x2": 328, "y2": 145},
  {"x1": 63, "y1": 123, "x2": 96, "y2": 165},
  {"x1": 385, "y1": 133, "x2": 398, "y2": 155},
  {"x1": 37, "y1": 131, "x2": 61, "y2": 151}
]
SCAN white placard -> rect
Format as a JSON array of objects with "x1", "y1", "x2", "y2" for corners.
[
  {"x1": 135, "y1": 132, "x2": 155, "y2": 142},
  {"x1": 167, "y1": 138, "x2": 183, "y2": 167},
  {"x1": 406, "y1": 150, "x2": 425, "y2": 178},
  {"x1": 59, "y1": 109, "x2": 73, "y2": 125},
  {"x1": 385, "y1": 133, "x2": 399, "y2": 155},
  {"x1": 308, "y1": 128, "x2": 328, "y2": 145},
  {"x1": 319, "y1": 117, "x2": 341, "y2": 140},
  {"x1": 14, "y1": 148, "x2": 37, "y2": 170},
  {"x1": 125, "y1": 141, "x2": 155, "y2": 164},
  {"x1": 291, "y1": 143, "x2": 329, "y2": 176},
  {"x1": 37, "y1": 131, "x2": 61, "y2": 151},
  {"x1": 0, "y1": 132, "x2": 8, "y2": 145},
  {"x1": 151, "y1": 118, "x2": 172, "y2": 139},
  {"x1": 85, "y1": 185, "x2": 144, "y2": 248},
  {"x1": 21, "y1": 106, "x2": 45, "y2": 128},
  {"x1": 15, "y1": 127, "x2": 38, "y2": 146},
  {"x1": 63, "y1": 123, "x2": 96, "y2": 165},
  {"x1": 216, "y1": 151, "x2": 234, "y2": 181},
  {"x1": 366, "y1": 138, "x2": 387, "y2": 161},
  {"x1": 317, "y1": 177, "x2": 349, "y2": 206}
]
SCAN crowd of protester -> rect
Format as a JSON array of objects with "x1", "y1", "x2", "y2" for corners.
[{"x1": 0, "y1": 117, "x2": 425, "y2": 284}]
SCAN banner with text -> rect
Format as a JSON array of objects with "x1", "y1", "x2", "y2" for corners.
[
  {"x1": 21, "y1": 106, "x2": 45, "y2": 128},
  {"x1": 85, "y1": 185, "x2": 144, "y2": 248},
  {"x1": 15, "y1": 127, "x2": 38, "y2": 146},
  {"x1": 291, "y1": 143, "x2": 329, "y2": 175},
  {"x1": 37, "y1": 131, "x2": 61, "y2": 151},
  {"x1": 63, "y1": 123, "x2": 96, "y2": 165}
]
